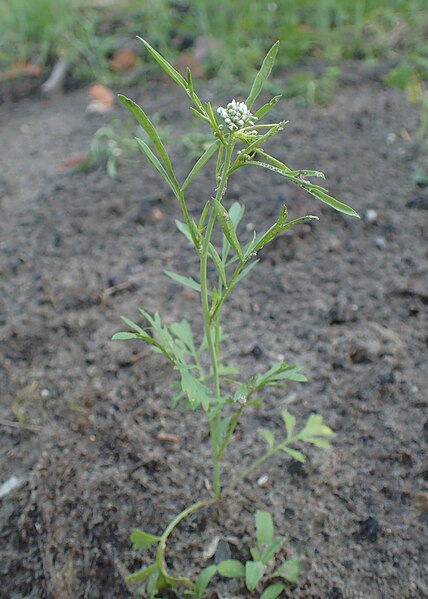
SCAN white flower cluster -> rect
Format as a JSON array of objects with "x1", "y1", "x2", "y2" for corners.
[{"x1": 217, "y1": 99, "x2": 257, "y2": 132}]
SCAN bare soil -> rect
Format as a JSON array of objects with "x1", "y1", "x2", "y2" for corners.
[{"x1": 0, "y1": 66, "x2": 427, "y2": 599}]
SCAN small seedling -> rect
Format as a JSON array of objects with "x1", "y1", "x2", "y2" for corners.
[
  {"x1": 114, "y1": 38, "x2": 358, "y2": 597},
  {"x1": 216, "y1": 510, "x2": 299, "y2": 597}
]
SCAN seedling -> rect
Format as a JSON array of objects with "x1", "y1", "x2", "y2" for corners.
[{"x1": 114, "y1": 38, "x2": 358, "y2": 597}]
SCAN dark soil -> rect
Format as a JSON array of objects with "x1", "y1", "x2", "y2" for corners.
[{"x1": 1, "y1": 66, "x2": 427, "y2": 599}]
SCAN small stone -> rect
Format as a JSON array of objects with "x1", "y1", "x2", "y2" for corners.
[
  {"x1": 251, "y1": 345, "x2": 263, "y2": 359},
  {"x1": 373, "y1": 236, "x2": 386, "y2": 249},
  {"x1": 364, "y1": 209, "x2": 378, "y2": 223},
  {"x1": 257, "y1": 474, "x2": 269, "y2": 487}
]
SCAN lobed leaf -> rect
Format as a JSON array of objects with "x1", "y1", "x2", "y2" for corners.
[
  {"x1": 281, "y1": 409, "x2": 296, "y2": 439},
  {"x1": 130, "y1": 529, "x2": 161, "y2": 551},
  {"x1": 258, "y1": 429, "x2": 275, "y2": 450},
  {"x1": 180, "y1": 370, "x2": 211, "y2": 411}
]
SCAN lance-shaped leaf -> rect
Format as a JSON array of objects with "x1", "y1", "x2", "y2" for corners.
[
  {"x1": 130, "y1": 528, "x2": 161, "y2": 551},
  {"x1": 164, "y1": 270, "x2": 202, "y2": 294},
  {"x1": 135, "y1": 138, "x2": 176, "y2": 194},
  {"x1": 246, "y1": 41, "x2": 280, "y2": 109},
  {"x1": 181, "y1": 140, "x2": 220, "y2": 191},
  {"x1": 118, "y1": 95, "x2": 177, "y2": 184},
  {"x1": 175, "y1": 219, "x2": 193, "y2": 243},
  {"x1": 208, "y1": 243, "x2": 227, "y2": 288},
  {"x1": 261, "y1": 538, "x2": 285, "y2": 565},
  {"x1": 253, "y1": 362, "x2": 307, "y2": 389},
  {"x1": 137, "y1": 36, "x2": 188, "y2": 93},
  {"x1": 244, "y1": 160, "x2": 359, "y2": 217},
  {"x1": 254, "y1": 95, "x2": 282, "y2": 120},
  {"x1": 125, "y1": 562, "x2": 158, "y2": 585},
  {"x1": 213, "y1": 199, "x2": 243, "y2": 261},
  {"x1": 281, "y1": 447, "x2": 306, "y2": 463}
]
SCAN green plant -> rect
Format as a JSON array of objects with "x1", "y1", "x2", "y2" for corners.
[
  {"x1": 216, "y1": 510, "x2": 299, "y2": 598},
  {"x1": 113, "y1": 38, "x2": 358, "y2": 597}
]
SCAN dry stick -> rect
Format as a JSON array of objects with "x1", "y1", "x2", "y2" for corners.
[{"x1": 0, "y1": 417, "x2": 41, "y2": 433}]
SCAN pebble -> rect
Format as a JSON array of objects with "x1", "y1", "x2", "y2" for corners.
[
  {"x1": 364, "y1": 209, "x2": 378, "y2": 223},
  {"x1": 373, "y1": 236, "x2": 386, "y2": 249}
]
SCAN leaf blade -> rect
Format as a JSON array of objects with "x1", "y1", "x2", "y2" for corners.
[{"x1": 246, "y1": 41, "x2": 280, "y2": 109}]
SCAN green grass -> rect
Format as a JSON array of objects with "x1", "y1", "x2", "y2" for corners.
[{"x1": 0, "y1": 0, "x2": 427, "y2": 92}]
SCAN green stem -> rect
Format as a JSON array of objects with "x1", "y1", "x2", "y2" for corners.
[
  {"x1": 227, "y1": 443, "x2": 285, "y2": 490},
  {"x1": 217, "y1": 405, "x2": 245, "y2": 460},
  {"x1": 199, "y1": 141, "x2": 234, "y2": 499},
  {"x1": 157, "y1": 499, "x2": 214, "y2": 586}
]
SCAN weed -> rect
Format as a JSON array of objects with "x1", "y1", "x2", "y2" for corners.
[{"x1": 113, "y1": 39, "x2": 358, "y2": 598}]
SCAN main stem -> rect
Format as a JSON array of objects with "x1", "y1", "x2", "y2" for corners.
[{"x1": 200, "y1": 141, "x2": 234, "y2": 499}]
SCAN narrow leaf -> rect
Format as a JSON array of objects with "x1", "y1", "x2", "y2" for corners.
[
  {"x1": 112, "y1": 332, "x2": 138, "y2": 341},
  {"x1": 262, "y1": 538, "x2": 285, "y2": 565},
  {"x1": 208, "y1": 243, "x2": 227, "y2": 288},
  {"x1": 273, "y1": 559, "x2": 299, "y2": 583},
  {"x1": 254, "y1": 95, "x2": 282, "y2": 120},
  {"x1": 137, "y1": 36, "x2": 188, "y2": 92},
  {"x1": 245, "y1": 561, "x2": 266, "y2": 591},
  {"x1": 260, "y1": 583, "x2": 285, "y2": 599},
  {"x1": 281, "y1": 447, "x2": 306, "y2": 463},
  {"x1": 246, "y1": 41, "x2": 280, "y2": 109},
  {"x1": 120, "y1": 316, "x2": 149, "y2": 337},
  {"x1": 118, "y1": 95, "x2": 175, "y2": 180},
  {"x1": 181, "y1": 141, "x2": 219, "y2": 191},
  {"x1": 255, "y1": 511, "x2": 274, "y2": 548},
  {"x1": 233, "y1": 260, "x2": 259, "y2": 286},
  {"x1": 164, "y1": 270, "x2": 202, "y2": 293},
  {"x1": 125, "y1": 562, "x2": 158, "y2": 585},
  {"x1": 217, "y1": 560, "x2": 245, "y2": 578},
  {"x1": 175, "y1": 219, "x2": 193, "y2": 243},
  {"x1": 212, "y1": 199, "x2": 243, "y2": 260},
  {"x1": 130, "y1": 529, "x2": 161, "y2": 551},
  {"x1": 135, "y1": 138, "x2": 176, "y2": 193},
  {"x1": 304, "y1": 186, "x2": 359, "y2": 218}
]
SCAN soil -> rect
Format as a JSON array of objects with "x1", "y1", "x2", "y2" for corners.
[{"x1": 0, "y1": 64, "x2": 427, "y2": 599}]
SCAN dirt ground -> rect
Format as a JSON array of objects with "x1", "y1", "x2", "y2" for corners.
[{"x1": 1, "y1": 64, "x2": 427, "y2": 599}]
